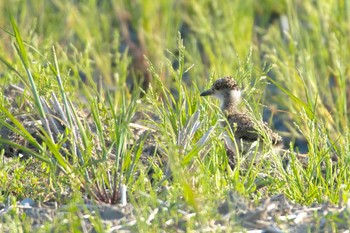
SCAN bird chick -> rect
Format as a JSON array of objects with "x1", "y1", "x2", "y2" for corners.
[{"x1": 201, "y1": 76, "x2": 283, "y2": 165}]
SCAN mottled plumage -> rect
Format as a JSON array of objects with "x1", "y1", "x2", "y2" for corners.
[
  {"x1": 226, "y1": 113, "x2": 282, "y2": 145},
  {"x1": 201, "y1": 76, "x2": 283, "y2": 157},
  {"x1": 211, "y1": 76, "x2": 239, "y2": 91}
]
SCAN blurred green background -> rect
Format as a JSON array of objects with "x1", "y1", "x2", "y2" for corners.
[
  {"x1": 2, "y1": 0, "x2": 349, "y2": 152},
  {"x1": 1, "y1": 1, "x2": 350, "y2": 231}
]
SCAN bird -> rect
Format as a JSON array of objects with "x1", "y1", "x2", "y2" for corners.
[{"x1": 200, "y1": 76, "x2": 283, "y2": 166}]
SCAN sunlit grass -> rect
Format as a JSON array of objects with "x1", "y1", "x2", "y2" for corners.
[{"x1": 0, "y1": 0, "x2": 350, "y2": 231}]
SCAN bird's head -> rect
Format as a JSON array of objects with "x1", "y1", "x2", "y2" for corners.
[{"x1": 200, "y1": 76, "x2": 241, "y2": 108}]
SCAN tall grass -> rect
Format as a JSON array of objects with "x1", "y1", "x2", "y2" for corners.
[{"x1": 0, "y1": 0, "x2": 350, "y2": 231}]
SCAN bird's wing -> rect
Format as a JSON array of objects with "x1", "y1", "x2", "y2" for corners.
[
  {"x1": 226, "y1": 113, "x2": 282, "y2": 145},
  {"x1": 226, "y1": 113, "x2": 259, "y2": 142}
]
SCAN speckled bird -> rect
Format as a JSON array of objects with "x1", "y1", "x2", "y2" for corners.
[{"x1": 200, "y1": 76, "x2": 283, "y2": 163}]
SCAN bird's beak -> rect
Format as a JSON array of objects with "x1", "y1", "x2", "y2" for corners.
[{"x1": 200, "y1": 89, "x2": 214, "y2": 97}]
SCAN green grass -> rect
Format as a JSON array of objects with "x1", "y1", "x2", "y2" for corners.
[{"x1": 0, "y1": 0, "x2": 350, "y2": 231}]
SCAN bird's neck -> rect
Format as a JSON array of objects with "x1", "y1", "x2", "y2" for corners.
[
  {"x1": 220, "y1": 90, "x2": 241, "y2": 115},
  {"x1": 221, "y1": 100, "x2": 239, "y2": 115}
]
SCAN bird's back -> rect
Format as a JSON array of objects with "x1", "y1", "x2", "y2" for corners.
[{"x1": 225, "y1": 113, "x2": 283, "y2": 147}]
